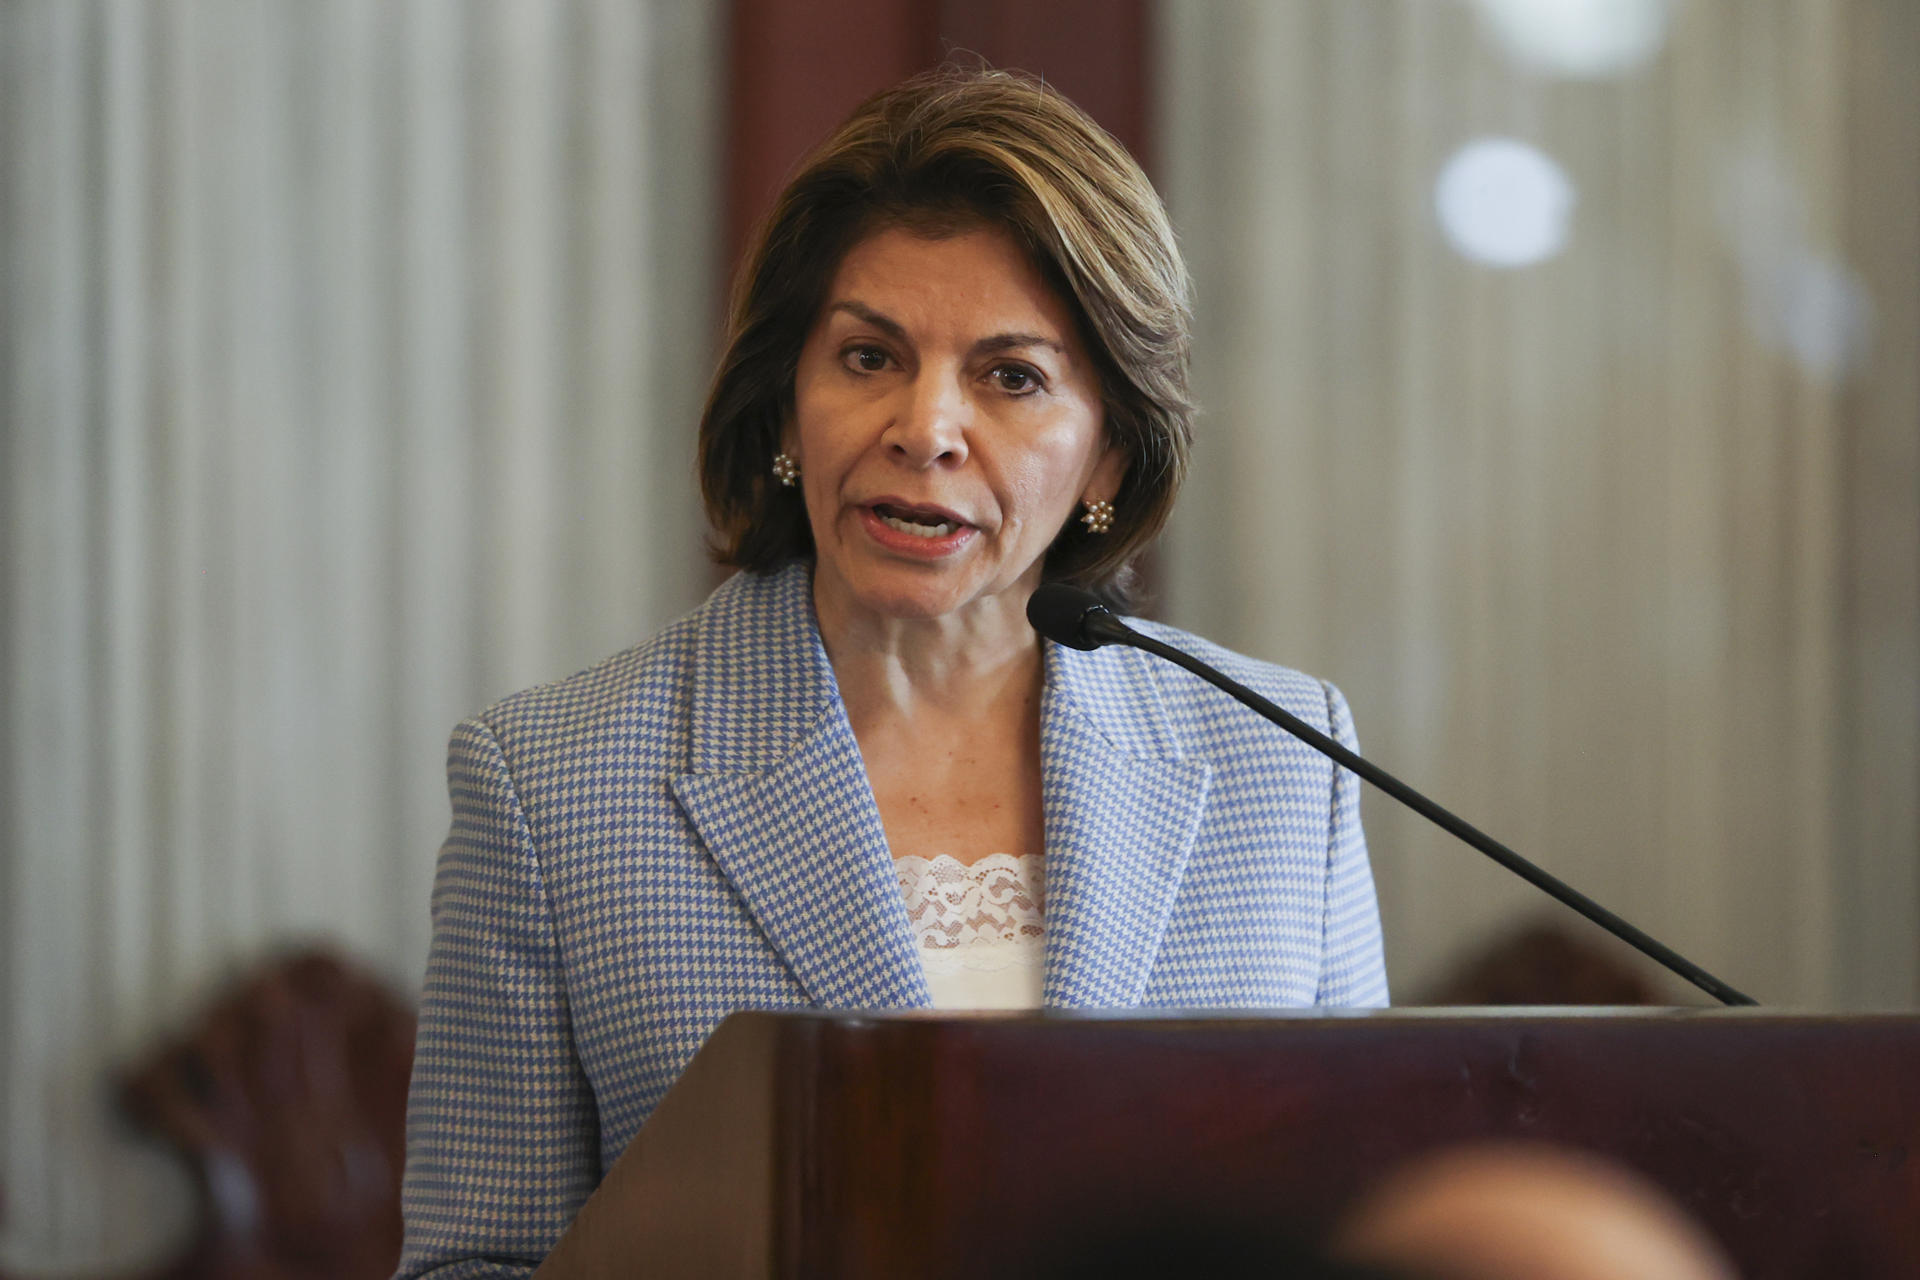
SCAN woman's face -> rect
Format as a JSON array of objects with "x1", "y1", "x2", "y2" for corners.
[{"x1": 787, "y1": 225, "x2": 1124, "y2": 628}]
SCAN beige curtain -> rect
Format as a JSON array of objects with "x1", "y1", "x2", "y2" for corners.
[
  {"x1": 0, "y1": 0, "x2": 719, "y2": 1267},
  {"x1": 1157, "y1": 0, "x2": 1918, "y2": 1009}
]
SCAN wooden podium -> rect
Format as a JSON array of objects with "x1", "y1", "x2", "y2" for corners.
[{"x1": 536, "y1": 1009, "x2": 1920, "y2": 1279}]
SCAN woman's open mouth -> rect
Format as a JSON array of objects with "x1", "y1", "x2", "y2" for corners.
[
  {"x1": 872, "y1": 502, "x2": 959, "y2": 538},
  {"x1": 859, "y1": 501, "x2": 975, "y2": 554}
]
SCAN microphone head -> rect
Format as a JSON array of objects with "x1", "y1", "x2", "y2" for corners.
[{"x1": 1026, "y1": 583, "x2": 1113, "y2": 651}]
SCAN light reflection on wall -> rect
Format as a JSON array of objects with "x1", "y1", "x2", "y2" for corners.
[
  {"x1": 1473, "y1": 0, "x2": 1675, "y2": 79},
  {"x1": 1433, "y1": 137, "x2": 1576, "y2": 269},
  {"x1": 1717, "y1": 139, "x2": 1874, "y2": 380}
]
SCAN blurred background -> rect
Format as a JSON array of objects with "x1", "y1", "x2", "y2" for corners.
[{"x1": 2, "y1": 0, "x2": 1914, "y2": 1271}]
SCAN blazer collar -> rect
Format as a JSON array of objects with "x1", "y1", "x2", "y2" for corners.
[
  {"x1": 1038, "y1": 638, "x2": 1212, "y2": 1006},
  {"x1": 671, "y1": 567, "x2": 1212, "y2": 1010},
  {"x1": 672, "y1": 565, "x2": 930, "y2": 1009},
  {"x1": 682, "y1": 563, "x2": 842, "y2": 776}
]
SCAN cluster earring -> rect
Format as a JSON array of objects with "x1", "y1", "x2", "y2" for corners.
[
  {"x1": 1079, "y1": 499, "x2": 1115, "y2": 534},
  {"x1": 772, "y1": 452, "x2": 800, "y2": 488}
]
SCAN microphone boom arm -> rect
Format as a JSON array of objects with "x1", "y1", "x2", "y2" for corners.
[{"x1": 1083, "y1": 610, "x2": 1758, "y2": 1008}]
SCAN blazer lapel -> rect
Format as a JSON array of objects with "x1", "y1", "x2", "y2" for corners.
[
  {"x1": 1040, "y1": 641, "x2": 1212, "y2": 1007},
  {"x1": 669, "y1": 567, "x2": 929, "y2": 1010}
]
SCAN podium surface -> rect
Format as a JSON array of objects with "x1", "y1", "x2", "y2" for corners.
[{"x1": 538, "y1": 1009, "x2": 1920, "y2": 1279}]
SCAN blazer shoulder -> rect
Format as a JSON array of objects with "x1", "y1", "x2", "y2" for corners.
[
  {"x1": 459, "y1": 564, "x2": 825, "y2": 792},
  {"x1": 467, "y1": 607, "x2": 705, "y2": 786},
  {"x1": 1120, "y1": 618, "x2": 1342, "y2": 751}
]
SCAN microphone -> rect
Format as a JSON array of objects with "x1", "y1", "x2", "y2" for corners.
[{"x1": 1026, "y1": 583, "x2": 1758, "y2": 1008}]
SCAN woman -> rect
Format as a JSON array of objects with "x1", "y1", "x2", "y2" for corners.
[{"x1": 399, "y1": 67, "x2": 1387, "y2": 1277}]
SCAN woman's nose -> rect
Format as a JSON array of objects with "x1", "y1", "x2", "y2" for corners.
[{"x1": 884, "y1": 373, "x2": 969, "y2": 467}]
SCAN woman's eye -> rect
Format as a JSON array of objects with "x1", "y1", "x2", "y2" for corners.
[
  {"x1": 845, "y1": 346, "x2": 890, "y2": 373},
  {"x1": 991, "y1": 364, "x2": 1040, "y2": 394}
]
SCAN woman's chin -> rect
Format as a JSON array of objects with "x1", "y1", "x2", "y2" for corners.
[
  {"x1": 819, "y1": 562, "x2": 1026, "y2": 629},
  {"x1": 850, "y1": 583, "x2": 981, "y2": 624}
]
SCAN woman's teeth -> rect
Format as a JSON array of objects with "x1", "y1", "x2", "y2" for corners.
[{"x1": 879, "y1": 511, "x2": 957, "y2": 538}]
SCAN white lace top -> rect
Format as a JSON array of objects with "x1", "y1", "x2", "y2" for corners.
[{"x1": 894, "y1": 853, "x2": 1045, "y2": 1010}]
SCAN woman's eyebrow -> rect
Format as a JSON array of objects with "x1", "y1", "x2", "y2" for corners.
[
  {"x1": 826, "y1": 300, "x2": 907, "y2": 342},
  {"x1": 972, "y1": 332, "x2": 1066, "y2": 358},
  {"x1": 827, "y1": 300, "x2": 1065, "y2": 358}
]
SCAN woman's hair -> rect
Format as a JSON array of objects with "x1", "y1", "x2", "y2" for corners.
[{"x1": 698, "y1": 65, "x2": 1194, "y2": 609}]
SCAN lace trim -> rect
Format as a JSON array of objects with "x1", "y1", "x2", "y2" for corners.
[{"x1": 895, "y1": 853, "x2": 1044, "y2": 953}]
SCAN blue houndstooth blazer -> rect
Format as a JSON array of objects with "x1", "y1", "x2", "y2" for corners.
[{"x1": 397, "y1": 563, "x2": 1387, "y2": 1278}]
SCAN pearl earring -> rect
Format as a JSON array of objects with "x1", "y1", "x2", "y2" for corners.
[
  {"x1": 1079, "y1": 499, "x2": 1114, "y2": 534},
  {"x1": 772, "y1": 452, "x2": 800, "y2": 487}
]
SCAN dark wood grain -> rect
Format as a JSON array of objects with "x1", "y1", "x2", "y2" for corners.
[{"x1": 542, "y1": 1009, "x2": 1920, "y2": 1279}]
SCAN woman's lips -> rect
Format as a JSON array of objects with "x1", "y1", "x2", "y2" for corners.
[{"x1": 857, "y1": 501, "x2": 977, "y2": 556}]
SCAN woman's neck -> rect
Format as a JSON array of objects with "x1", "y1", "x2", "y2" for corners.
[
  {"x1": 813, "y1": 576, "x2": 1045, "y2": 727},
  {"x1": 814, "y1": 570, "x2": 1050, "y2": 865}
]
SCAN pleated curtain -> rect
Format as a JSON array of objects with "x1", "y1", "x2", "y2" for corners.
[
  {"x1": 1157, "y1": 0, "x2": 1918, "y2": 1011},
  {"x1": 0, "y1": 1, "x2": 719, "y2": 1267}
]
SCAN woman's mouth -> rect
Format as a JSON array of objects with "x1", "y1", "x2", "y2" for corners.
[
  {"x1": 873, "y1": 502, "x2": 959, "y2": 538},
  {"x1": 859, "y1": 501, "x2": 976, "y2": 555}
]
